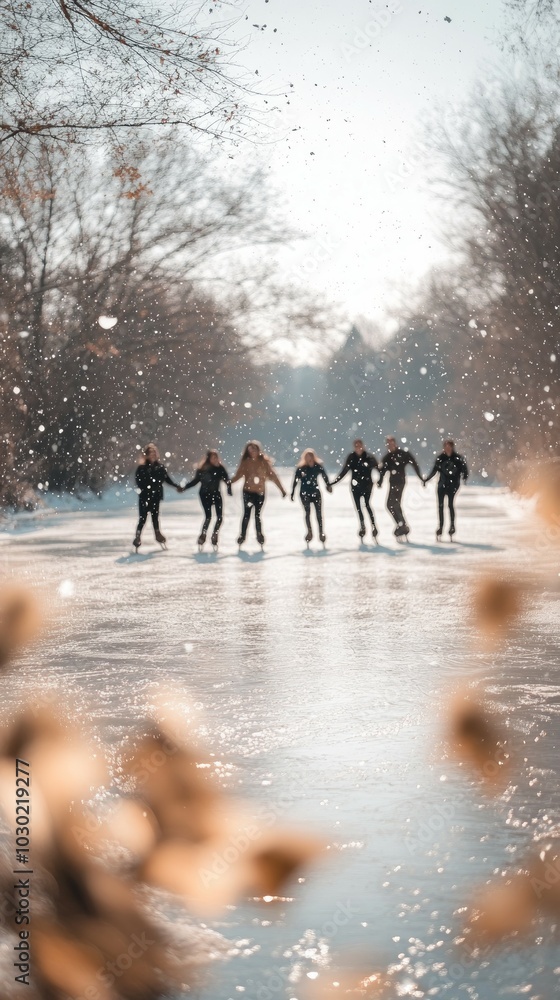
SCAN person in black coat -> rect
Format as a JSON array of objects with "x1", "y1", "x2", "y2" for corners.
[
  {"x1": 133, "y1": 443, "x2": 182, "y2": 549},
  {"x1": 183, "y1": 449, "x2": 232, "y2": 548},
  {"x1": 378, "y1": 436, "x2": 423, "y2": 539},
  {"x1": 331, "y1": 438, "x2": 379, "y2": 540},
  {"x1": 291, "y1": 448, "x2": 332, "y2": 544},
  {"x1": 424, "y1": 438, "x2": 468, "y2": 539}
]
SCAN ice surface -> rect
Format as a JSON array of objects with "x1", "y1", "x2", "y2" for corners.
[{"x1": 1, "y1": 480, "x2": 560, "y2": 997}]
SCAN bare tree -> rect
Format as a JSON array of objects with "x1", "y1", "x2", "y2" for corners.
[
  {"x1": 397, "y1": 74, "x2": 560, "y2": 468},
  {"x1": 0, "y1": 139, "x2": 334, "y2": 500},
  {"x1": 0, "y1": 0, "x2": 259, "y2": 151}
]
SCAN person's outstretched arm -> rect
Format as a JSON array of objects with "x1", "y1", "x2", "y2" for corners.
[
  {"x1": 268, "y1": 465, "x2": 287, "y2": 496},
  {"x1": 319, "y1": 465, "x2": 332, "y2": 492},
  {"x1": 220, "y1": 466, "x2": 233, "y2": 495},
  {"x1": 183, "y1": 471, "x2": 201, "y2": 491},
  {"x1": 290, "y1": 468, "x2": 300, "y2": 501},
  {"x1": 408, "y1": 453, "x2": 423, "y2": 480},
  {"x1": 377, "y1": 457, "x2": 387, "y2": 487},
  {"x1": 424, "y1": 458, "x2": 440, "y2": 483},
  {"x1": 331, "y1": 456, "x2": 350, "y2": 485},
  {"x1": 230, "y1": 461, "x2": 245, "y2": 485},
  {"x1": 162, "y1": 467, "x2": 181, "y2": 490}
]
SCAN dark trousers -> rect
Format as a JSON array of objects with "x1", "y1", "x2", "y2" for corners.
[
  {"x1": 137, "y1": 498, "x2": 160, "y2": 537},
  {"x1": 200, "y1": 491, "x2": 223, "y2": 534},
  {"x1": 240, "y1": 490, "x2": 265, "y2": 539},
  {"x1": 302, "y1": 492, "x2": 323, "y2": 534},
  {"x1": 387, "y1": 483, "x2": 407, "y2": 532},
  {"x1": 352, "y1": 485, "x2": 376, "y2": 529},
  {"x1": 438, "y1": 485, "x2": 458, "y2": 531}
]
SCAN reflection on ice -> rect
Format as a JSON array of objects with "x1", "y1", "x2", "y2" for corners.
[{"x1": 1, "y1": 485, "x2": 560, "y2": 997}]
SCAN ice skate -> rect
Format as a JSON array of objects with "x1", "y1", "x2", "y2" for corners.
[
  {"x1": 358, "y1": 525, "x2": 366, "y2": 542},
  {"x1": 319, "y1": 532, "x2": 326, "y2": 547},
  {"x1": 133, "y1": 534, "x2": 141, "y2": 553},
  {"x1": 449, "y1": 526, "x2": 456, "y2": 542},
  {"x1": 436, "y1": 527, "x2": 443, "y2": 542},
  {"x1": 155, "y1": 530, "x2": 167, "y2": 550},
  {"x1": 197, "y1": 530, "x2": 207, "y2": 552},
  {"x1": 305, "y1": 529, "x2": 313, "y2": 548},
  {"x1": 257, "y1": 530, "x2": 265, "y2": 550},
  {"x1": 395, "y1": 523, "x2": 409, "y2": 544},
  {"x1": 371, "y1": 524, "x2": 379, "y2": 545},
  {"x1": 237, "y1": 534, "x2": 245, "y2": 548},
  {"x1": 211, "y1": 529, "x2": 219, "y2": 551}
]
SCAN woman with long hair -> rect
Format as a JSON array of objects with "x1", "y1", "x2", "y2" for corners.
[
  {"x1": 331, "y1": 438, "x2": 379, "y2": 542},
  {"x1": 291, "y1": 448, "x2": 332, "y2": 546},
  {"x1": 182, "y1": 448, "x2": 232, "y2": 550},
  {"x1": 133, "y1": 443, "x2": 182, "y2": 551},
  {"x1": 231, "y1": 440, "x2": 286, "y2": 548}
]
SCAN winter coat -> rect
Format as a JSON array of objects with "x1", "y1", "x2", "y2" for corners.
[
  {"x1": 231, "y1": 456, "x2": 284, "y2": 496},
  {"x1": 184, "y1": 463, "x2": 231, "y2": 496},
  {"x1": 378, "y1": 448, "x2": 423, "y2": 488},
  {"x1": 291, "y1": 463, "x2": 330, "y2": 499},
  {"x1": 425, "y1": 452, "x2": 468, "y2": 490},
  {"x1": 135, "y1": 461, "x2": 178, "y2": 505},
  {"x1": 332, "y1": 451, "x2": 378, "y2": 490}
]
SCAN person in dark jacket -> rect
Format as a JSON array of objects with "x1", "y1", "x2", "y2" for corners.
[
  {"x1": 183, "y1": 449, "x2": 232, "y2": 549},
  {"x1": 133, "y1": 443, "x2": 182, "y2": 550},
  {"x1": 424, "y1": 438, "x2": 468, "y2": 539},
  {"x1": 291, "y1": 448, "x2": 332, "y2": 544},
  {"x1": 378, "y1": 436, "x2": 424, "y2": 539},
  {"x1": 331, "y1": 438, "x2": 379, "y2": 540}
]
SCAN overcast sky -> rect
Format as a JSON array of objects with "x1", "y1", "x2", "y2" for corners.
[{"x1": 226, "y1": 0, "x2": 507, "y2": 336}]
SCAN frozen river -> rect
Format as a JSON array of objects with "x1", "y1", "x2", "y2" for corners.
[{"x1": 2, "y1": 479, "x2": 560, "y2": 998}]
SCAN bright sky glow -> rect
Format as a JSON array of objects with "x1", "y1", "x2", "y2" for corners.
[{"x1": 230, "y1": 0, "x2": 505, "y2": 330}]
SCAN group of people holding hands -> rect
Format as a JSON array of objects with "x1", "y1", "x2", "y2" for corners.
[{"x1": 133, "y1": 436, "x2": 469, "y2": 552}]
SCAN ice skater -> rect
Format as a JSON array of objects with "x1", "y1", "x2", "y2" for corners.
[
  {"x1": 378, "y1": 436, "x2": 424, "y2": 540},
  {"x1": 291, "y1": 448, "x2": 332, "y2": 546},
  {"x1": 424, "y1": 438, "x2": 468, "y2": 540},
  {"x1": 231, "y1": 440, "x2": 287, "y2": 548},
  {"x1": 133, "y1": 443, "x2": 182, "y2": 551},
  {"x1": 182, "y1": 449, "x2": 232, "y2": 550},
  {"x1": 331, "y1": 438, "x2": 379, "y2": 542}
]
